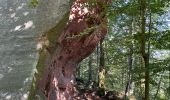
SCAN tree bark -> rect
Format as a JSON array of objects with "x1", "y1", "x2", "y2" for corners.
[
  {"x1": 154, "y1": 73, "x2": 163, "y2": 100},
  {"x1": 125, "y1": 18, "x2": 133, "y2": 98},
  {"x1": 96, "y1": 44, "x2": 100, "y2": 85},
  {"x1": 140, "y1": 0, "x2": 150, "y2": 99},
  {"x1": 29, "y1": 0, "x2": 110, "y2": 99},
  {"x1": 99, "y1": 39, "x2": 105, "y2": 88},
  {"x1": 88, "y1": 55, "x2": 92, "y2": 85}
]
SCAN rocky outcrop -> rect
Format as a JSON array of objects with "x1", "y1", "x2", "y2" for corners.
[{"x1": 0, "y1": 0, "x2": 70, "y2": 99}]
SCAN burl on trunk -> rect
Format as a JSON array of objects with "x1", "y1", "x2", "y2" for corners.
[{"x1": 35, "y1": 0, "x2": 110, "y2": 99}]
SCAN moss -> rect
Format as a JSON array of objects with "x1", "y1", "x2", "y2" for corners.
[
  {"x1": 28, "y1": 50, "x2": 47, "y2": 100},
  {"x1": 28, "y1": 12, "x2": 69, "y2": 100},
  {"x1": 47, "y1": 12, "x2": 69, "y2": 45},
  {"x1": 97, "y1": 88, "x2": 105, "y2": 97}
]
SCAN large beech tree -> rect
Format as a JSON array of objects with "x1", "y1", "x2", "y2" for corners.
[{"x1": 29, "y1": 0, "x2": 110, "y2": 99}]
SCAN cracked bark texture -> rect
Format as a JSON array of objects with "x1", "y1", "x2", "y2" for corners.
[{"x1": 35, "y1": 0, "x2": 110, "y2": 99}]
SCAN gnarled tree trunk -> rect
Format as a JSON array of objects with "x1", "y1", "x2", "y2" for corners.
[{"x1": 29, "y1": 0, "x2": 110, "y2": 99}]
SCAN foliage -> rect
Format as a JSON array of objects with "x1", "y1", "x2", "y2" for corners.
[
  {"x1": 28, "y1": 0, "x2": 38, "y2": 8},
  {"x1": 77, "y1": 0, "x2": 170, "y2": 100}
]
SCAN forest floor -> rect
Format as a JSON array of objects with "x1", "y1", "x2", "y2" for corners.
[{"x1": 73, "y1": 88, "x2": 125, "y2": 100}]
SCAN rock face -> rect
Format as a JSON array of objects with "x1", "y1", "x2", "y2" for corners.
[{"x1": 0, "y1": 0, "x2": 70, "y2": 99}]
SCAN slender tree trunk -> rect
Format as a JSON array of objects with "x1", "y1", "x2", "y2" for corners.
[
  {"x1": 105, "y1": 39, "x2": 111, "y2": 65},
  {"x1": 140, "y1": 57, "x2": 145, "y2": 99},
  {"x1": 99, "y1": 39, "x2": 105, "y2": 88},
  {"x1": 88, "y1": 55, "x2": 92, "y2": 85},
  {"x1": 96, "y1": 44, "x2": 99, "y2": 86},
  {"x1": 125, "y1": 18, "x2": 133, "y2": 98},
  {"x1": 77, "y1": 64, "x2": 80, "y2": 78},
  {"x1": 122, "y1": 70, "x2": 124, "y2": 88},
  {"x1": 154, "y1": 73, "x2": 163, "y2": 100},
  {"x1": 144, "y1": 54, "x2": 150, "y2": 100},
  {"x1": 140, "y1": 0, "x2": 150, "y2": 99}
]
